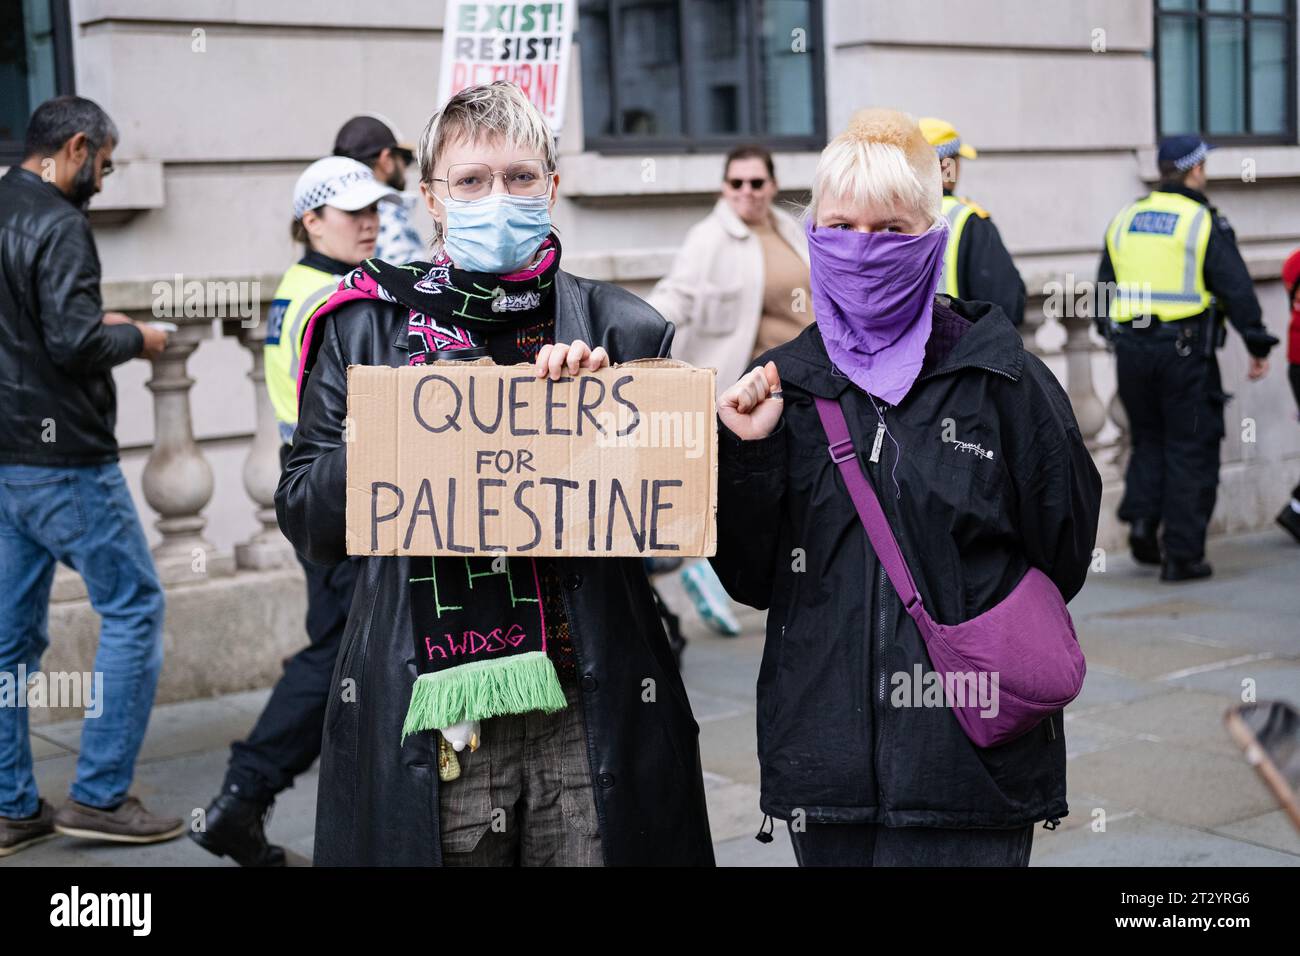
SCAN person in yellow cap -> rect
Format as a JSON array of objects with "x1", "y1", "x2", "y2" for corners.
[{"x1": 919, "y1": 117, "x2": 1025, "y2": 326}]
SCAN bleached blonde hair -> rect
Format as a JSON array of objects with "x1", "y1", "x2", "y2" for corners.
[{"x1": 807, "y1": 108, "x2": 942, "y2": 228}]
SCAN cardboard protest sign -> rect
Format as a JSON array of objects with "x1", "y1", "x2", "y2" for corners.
[
  {"x1": 438, "y1": 0, "x2": 577, "y2": 131},
  {"x1": 345, "y1": 360, "x2": 717, "y2": 558}
]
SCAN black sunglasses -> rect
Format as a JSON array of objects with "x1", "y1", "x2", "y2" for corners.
[{"x1": 726, "y1": 177, "x2": 768, "y2": 190}]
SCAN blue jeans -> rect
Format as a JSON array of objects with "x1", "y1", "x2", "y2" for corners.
[{"x1": 0, "y1": 463, "x2": 165, "y2": 817}]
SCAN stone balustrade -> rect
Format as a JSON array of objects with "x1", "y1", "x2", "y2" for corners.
[{"x1": 89, "y1": 275, "x2": 295, "y2": 591}]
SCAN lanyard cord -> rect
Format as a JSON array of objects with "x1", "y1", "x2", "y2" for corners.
[{"x1": 866, "y1": 392, "x2": 903, "y2": 500}]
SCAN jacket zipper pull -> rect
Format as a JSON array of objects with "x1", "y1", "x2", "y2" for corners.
[
  {"x1": 754, "y1": 814, "x2": 775, "y2": 844},
  {"x1": 1043, "y1": 817, "x2": 1061, "y2": 831},
  {"x1": 869, "y1": 422, "x2": 886, "y2": 463}
]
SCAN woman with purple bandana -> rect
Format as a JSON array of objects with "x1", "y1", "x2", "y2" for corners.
[{"x1": 710, "y1": 109, "x2": 1102, "y2": 866}]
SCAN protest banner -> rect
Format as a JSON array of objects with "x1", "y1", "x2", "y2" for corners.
[
  {"x1": 345, "y1": 360, "x2": 717, "y2": 557},
  {"x1": 437, "y1": 1, "x2": 576, "y2": 131}
]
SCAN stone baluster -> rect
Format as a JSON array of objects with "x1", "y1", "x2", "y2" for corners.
[
  {"x1": 141, "y1": 320, "x2": 234, "y2": 585},
  {"x1": 229, "y1": 315, "x2": 296, "y2": 569},
  {"x1": 1104, "y1": 378, "x2": 1130, "y2": 473},
  {"x1": 1061, "y1": 312, "x2": 1108, "y2": 450},
  {"x1": 1086, "y1": 294, "x2": 1129, "y2": 477},
  {"x1": 1030, "y1": 282, "x2": 1110, "y2": 462}
]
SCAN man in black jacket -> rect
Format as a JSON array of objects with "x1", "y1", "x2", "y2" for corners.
[{"x1": 0, "y1": 96, "x2": 182, "y2": 858}]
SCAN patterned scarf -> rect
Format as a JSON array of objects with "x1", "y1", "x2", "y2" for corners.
[{"x1": 297, "y1": 235, "x2": 568, "y2": 742}]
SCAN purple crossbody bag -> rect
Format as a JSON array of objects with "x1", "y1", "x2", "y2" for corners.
[{"x1": 814, "y1": 396, "x2": 1086, "y2": 748}]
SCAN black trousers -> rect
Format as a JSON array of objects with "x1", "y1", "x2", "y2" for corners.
[
  {"x1": 221, "y1": 548, "x2": 360, "y2": 806},
  {"x1": 788, "y1": 821, "x2": 1034, "y2": 867},
  {"x1": 1114, "y1": 333, "x2": 1226, "y2": 562}
]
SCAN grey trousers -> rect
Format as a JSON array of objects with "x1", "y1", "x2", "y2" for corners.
[{"x1": 439, "y1": 674, "x2": 603, "y2": 866}]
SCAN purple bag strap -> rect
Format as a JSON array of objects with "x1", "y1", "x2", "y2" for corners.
[{"x1": 813, "y1": 396, "x2": 926, "y2": 623}]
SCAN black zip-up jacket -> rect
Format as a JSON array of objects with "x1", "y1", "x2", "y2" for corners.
[
  {"x1": 944, "y1": 189, "x2": 1026, "y2": 326},
  {"x1": 711, "y1": 298, "x2": 1102, "y2": 828},
  {"x1": 0, "y1": 166, "x2": 143, "y2": 465},
  {"x1": 275, "y1": 270, "x2": 715, "y2": 865},
  {"x1": 1097, "y1": 183, "x2": 1278, "y2": 358}
]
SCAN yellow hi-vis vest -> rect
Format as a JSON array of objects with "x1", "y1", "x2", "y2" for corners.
[
  {"x1": 938, "y1": 194, "x2": 981, "y2": 298},
  {"x1": 264, "y1": 260, "x2": 343, "y2": 440},
  {"x1": 1104, "y1": 190, "x2": 1213, "y2": 322}
]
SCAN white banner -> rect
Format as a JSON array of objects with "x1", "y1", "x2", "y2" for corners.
[{"x1": 437, "y1": 1, "x2": 576, "y2": 133}]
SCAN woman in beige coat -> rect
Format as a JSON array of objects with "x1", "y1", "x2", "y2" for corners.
[
  {"x1": 649, "y1": 145, "x2": 812, "y2": 398},
  {"x1": 647, "y1": 145, "x2": 812, "y2": 637}
]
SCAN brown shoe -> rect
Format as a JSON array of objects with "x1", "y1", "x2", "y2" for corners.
[
  {"x1": 54, "y1": 796, "x2": 185, "y2": 845},
  {"x1": 0, "y1": 799, "x2": 58, "y2": 857}
]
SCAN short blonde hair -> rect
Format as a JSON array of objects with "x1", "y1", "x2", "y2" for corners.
[
  {"x1": 418, "y1": 81, "x2": 557, "y2": 239},
  {"x1": 418, "y1": 82, "x2": 556, "y2": 184},
  {"x1": 807, "y1": 108, "x2": 942, "y2": 228}
]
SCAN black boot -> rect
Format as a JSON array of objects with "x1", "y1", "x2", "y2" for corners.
[
  {"x1": 190, "y1": 793, "x2": 286, "y2": 867},
  {"x1": 1160, "y1": 558, "x2": 1213, "y2": 583},
  {"x1": 1128, "y1": 518, "x2": 1162, "y2": 566},
  {"x1": 1277, "y1": 505, "x2": 1300, "y2": 545}
]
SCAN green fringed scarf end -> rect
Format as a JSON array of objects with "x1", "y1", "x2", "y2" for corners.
[{"x1": 400, "y1": 651, "x2": 567, "y2": 742}]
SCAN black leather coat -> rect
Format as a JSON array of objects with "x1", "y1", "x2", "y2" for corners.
[
  {"x1": 0, "y1": 167, "x2": 142, "y2": 465},
  {"x1": 275, "y1": 270, "x2": 716, "y2": 865}
]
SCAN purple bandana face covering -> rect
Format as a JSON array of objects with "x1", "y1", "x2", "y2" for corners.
[{"x1": 806, "y1": 220, "x2": 948, "y2": 405}]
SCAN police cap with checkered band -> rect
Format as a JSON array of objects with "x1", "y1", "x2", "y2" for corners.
[{"x1": 292, "y1": 156, "x2": 398, "y2": 220}]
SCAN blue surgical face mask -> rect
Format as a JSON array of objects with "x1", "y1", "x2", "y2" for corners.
[{"x1": 437, "y1": 191, "x2": 552, "y2": 274}]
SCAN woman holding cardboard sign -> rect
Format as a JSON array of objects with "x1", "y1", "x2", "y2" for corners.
[
  {"x1": 276, "y1": 82, "x2": 713, "y2": 867},
  {"x1": 711, "y1": 109, "x2": 1102, "y2": 867}
]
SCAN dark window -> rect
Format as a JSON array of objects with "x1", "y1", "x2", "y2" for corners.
[
  {"x1": 579, "y1": 0, "x2": 825, "y2": 153},
  {"x1": 1155, "y1": 0, "x2": 1297, "y2": 143},
  {"x1": 0, "y1": 0, "x2": 75, "y2": 165}
]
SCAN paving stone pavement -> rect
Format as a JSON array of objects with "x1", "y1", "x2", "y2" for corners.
[{"x1": 3, "y1": 530, "x2": 1297, "y2": 867}]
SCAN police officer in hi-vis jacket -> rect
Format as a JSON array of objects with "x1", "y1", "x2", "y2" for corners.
[
  {"x1": 919, "y1": 117, "x2": 1025, "y2": 326},
  {"x1": 1098, "y1": 136, "x2": 1278, "y2": 582}
]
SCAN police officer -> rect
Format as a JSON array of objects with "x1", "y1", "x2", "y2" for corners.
[
  {"x1": 919, "y1": 117, "x2": 1025, "y2": 325},
  {"x1": 1098, "y1": 136, "x2": 1277, "y2": 582},
  {"x1": 191, "y1": 157, "x2": 396, "y2": 864}
]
